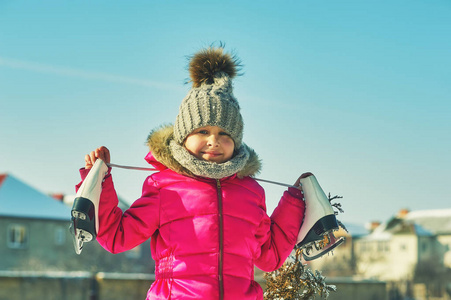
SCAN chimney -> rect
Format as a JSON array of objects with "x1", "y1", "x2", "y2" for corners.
[
  {"x1": 51, "y1": 193, "x2": 65, "y2": 202},
  {"x1": 0, "y1": 174, "x2": 7, "y2": 187},
  {"x1": 366, "y1": 221, "x2": 381, "y2": 233},
  {"x1": 397, "y1": 208, "x2": 410, "y2": 219}
]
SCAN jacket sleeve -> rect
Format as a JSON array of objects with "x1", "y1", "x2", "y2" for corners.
[
  {"x1": 254, "y1": 187, "x2": 305, "y2": 272},
  {"x1": 76, "y1": 169, "x2": 160, "y2": 254}
]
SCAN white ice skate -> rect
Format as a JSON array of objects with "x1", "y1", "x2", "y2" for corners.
[
  {"x1": 296, "y1": 175, "x2": 345, "y2": 261},
  {"x1": 70, "y1": 159, "x2": 108, "y2": 254}
]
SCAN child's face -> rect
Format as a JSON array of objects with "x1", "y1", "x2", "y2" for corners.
[{"x1": 184, "y1": 126, "x2": 235, "y2": 164}]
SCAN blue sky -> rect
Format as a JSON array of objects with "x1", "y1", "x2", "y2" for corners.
[{"x1": 1, "y1": 0, "x2": 450, "y2": 226}]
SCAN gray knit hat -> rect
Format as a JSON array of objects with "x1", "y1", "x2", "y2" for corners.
[{"x1": 173, "y1": 47, "x2": 244, "y2": 148}]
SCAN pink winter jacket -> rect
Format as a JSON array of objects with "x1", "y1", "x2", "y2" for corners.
[{"x1": 79, "y1": 125, "x2": 305, "y2": 300}]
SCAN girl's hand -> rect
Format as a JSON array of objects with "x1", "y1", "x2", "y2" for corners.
[
  {"x1": 293, "y1": 172, "x2": 313, "y2": 191},
  {"x1": 85, "y1": 146, "x2": 111, "y2": 169}
]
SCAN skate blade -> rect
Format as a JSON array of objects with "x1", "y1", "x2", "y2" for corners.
[
  {"x1": 302, "y1": 232, "x2": 345, "y2": 261},
  {"x1": 70, "y1": 221, "x2": 84, "y2": 255},
  {"x1": 72, "y1": 235, "x2": 84, "y2": 255},
  {"x1": 70, "y1": 217, "x2": 94, "y2": 255}
]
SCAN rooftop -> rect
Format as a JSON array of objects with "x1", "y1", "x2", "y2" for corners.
[
  {"x1": 405, "y1": 208, "x2": 451, "y2": 235},
  {"x1": 363, "y1": 208, "x2": 451, "y2": 241},
  {"x1": 0, "y1": 174, "x2": 70, "y2": 221}
]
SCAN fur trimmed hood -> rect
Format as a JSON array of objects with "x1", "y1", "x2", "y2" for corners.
[{"x1": 146, "y1": 124, "x2": 261, "y2": 178}]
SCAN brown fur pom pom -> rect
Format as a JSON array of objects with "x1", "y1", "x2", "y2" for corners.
[{"x1": 189, "y1": 47, "x2": 240, "y2": 88}]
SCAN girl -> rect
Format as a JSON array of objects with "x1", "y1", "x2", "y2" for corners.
[{"x1": 79, "y1": 46, "x2": 309, "y2": 300}]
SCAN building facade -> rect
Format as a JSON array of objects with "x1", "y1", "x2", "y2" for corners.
[{"x1": 0, "y1": 174, "x2": 154, "y2": 274}]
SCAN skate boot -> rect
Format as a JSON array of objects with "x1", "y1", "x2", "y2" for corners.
[
  {"x1": 70, "y1": 159, "x2": 108, "y2": 254},
  {"x1": 296, "y1": 175, "x2": 345, "y2": 261}
]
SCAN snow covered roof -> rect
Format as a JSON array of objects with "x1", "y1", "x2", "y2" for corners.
[
  {"x1": 405, "y1": 209, "x2": 451, "y2": 235},
  {"x1": 0, "y1": 174, "x2": 70, "y2": 221},
  {"x1": 342, "y1": 222, "x2": 368, "y2": 237},
  {"x1": 361, "y1": 208, "x2": 451, "y2": 241},
  {"x1": 364, "y1": 222, "x2": 392, "y2": 241}
]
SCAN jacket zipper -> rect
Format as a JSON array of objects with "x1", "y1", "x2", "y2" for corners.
[{"x1": 216, "y1": 179, "x2": 224, "y2": 300}]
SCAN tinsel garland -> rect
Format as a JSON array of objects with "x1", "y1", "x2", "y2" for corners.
[
  {"x1": 264, "y1": 248, "x2": 336, "y2": 300},
  {"x1": 264, "y1": 193, "x2": 345, "y2": 300}
]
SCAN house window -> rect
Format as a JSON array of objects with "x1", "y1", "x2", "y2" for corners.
[
  {"x1": 126, "y1": 245, "x2": 141, "y2": 259},
  {"x1": 360, "y1": 242, "x2": 367, "y2": 252},
  {"x1": 378, "y1": 242, "x2": 384, "y2": 252},
  {"x1": 422, "y1": 242, "x2": 428, "y2": 252},
  {"x1": 55, "y1": 227, "x2": 66, "y2": 245},
  {"x1": 8, "y1": 224, "x2": 28, "y2": 249}
]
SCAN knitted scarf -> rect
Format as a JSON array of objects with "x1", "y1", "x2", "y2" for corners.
[{"x1": 169, "y1": 140, "x2": 250, "y2": 179}]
